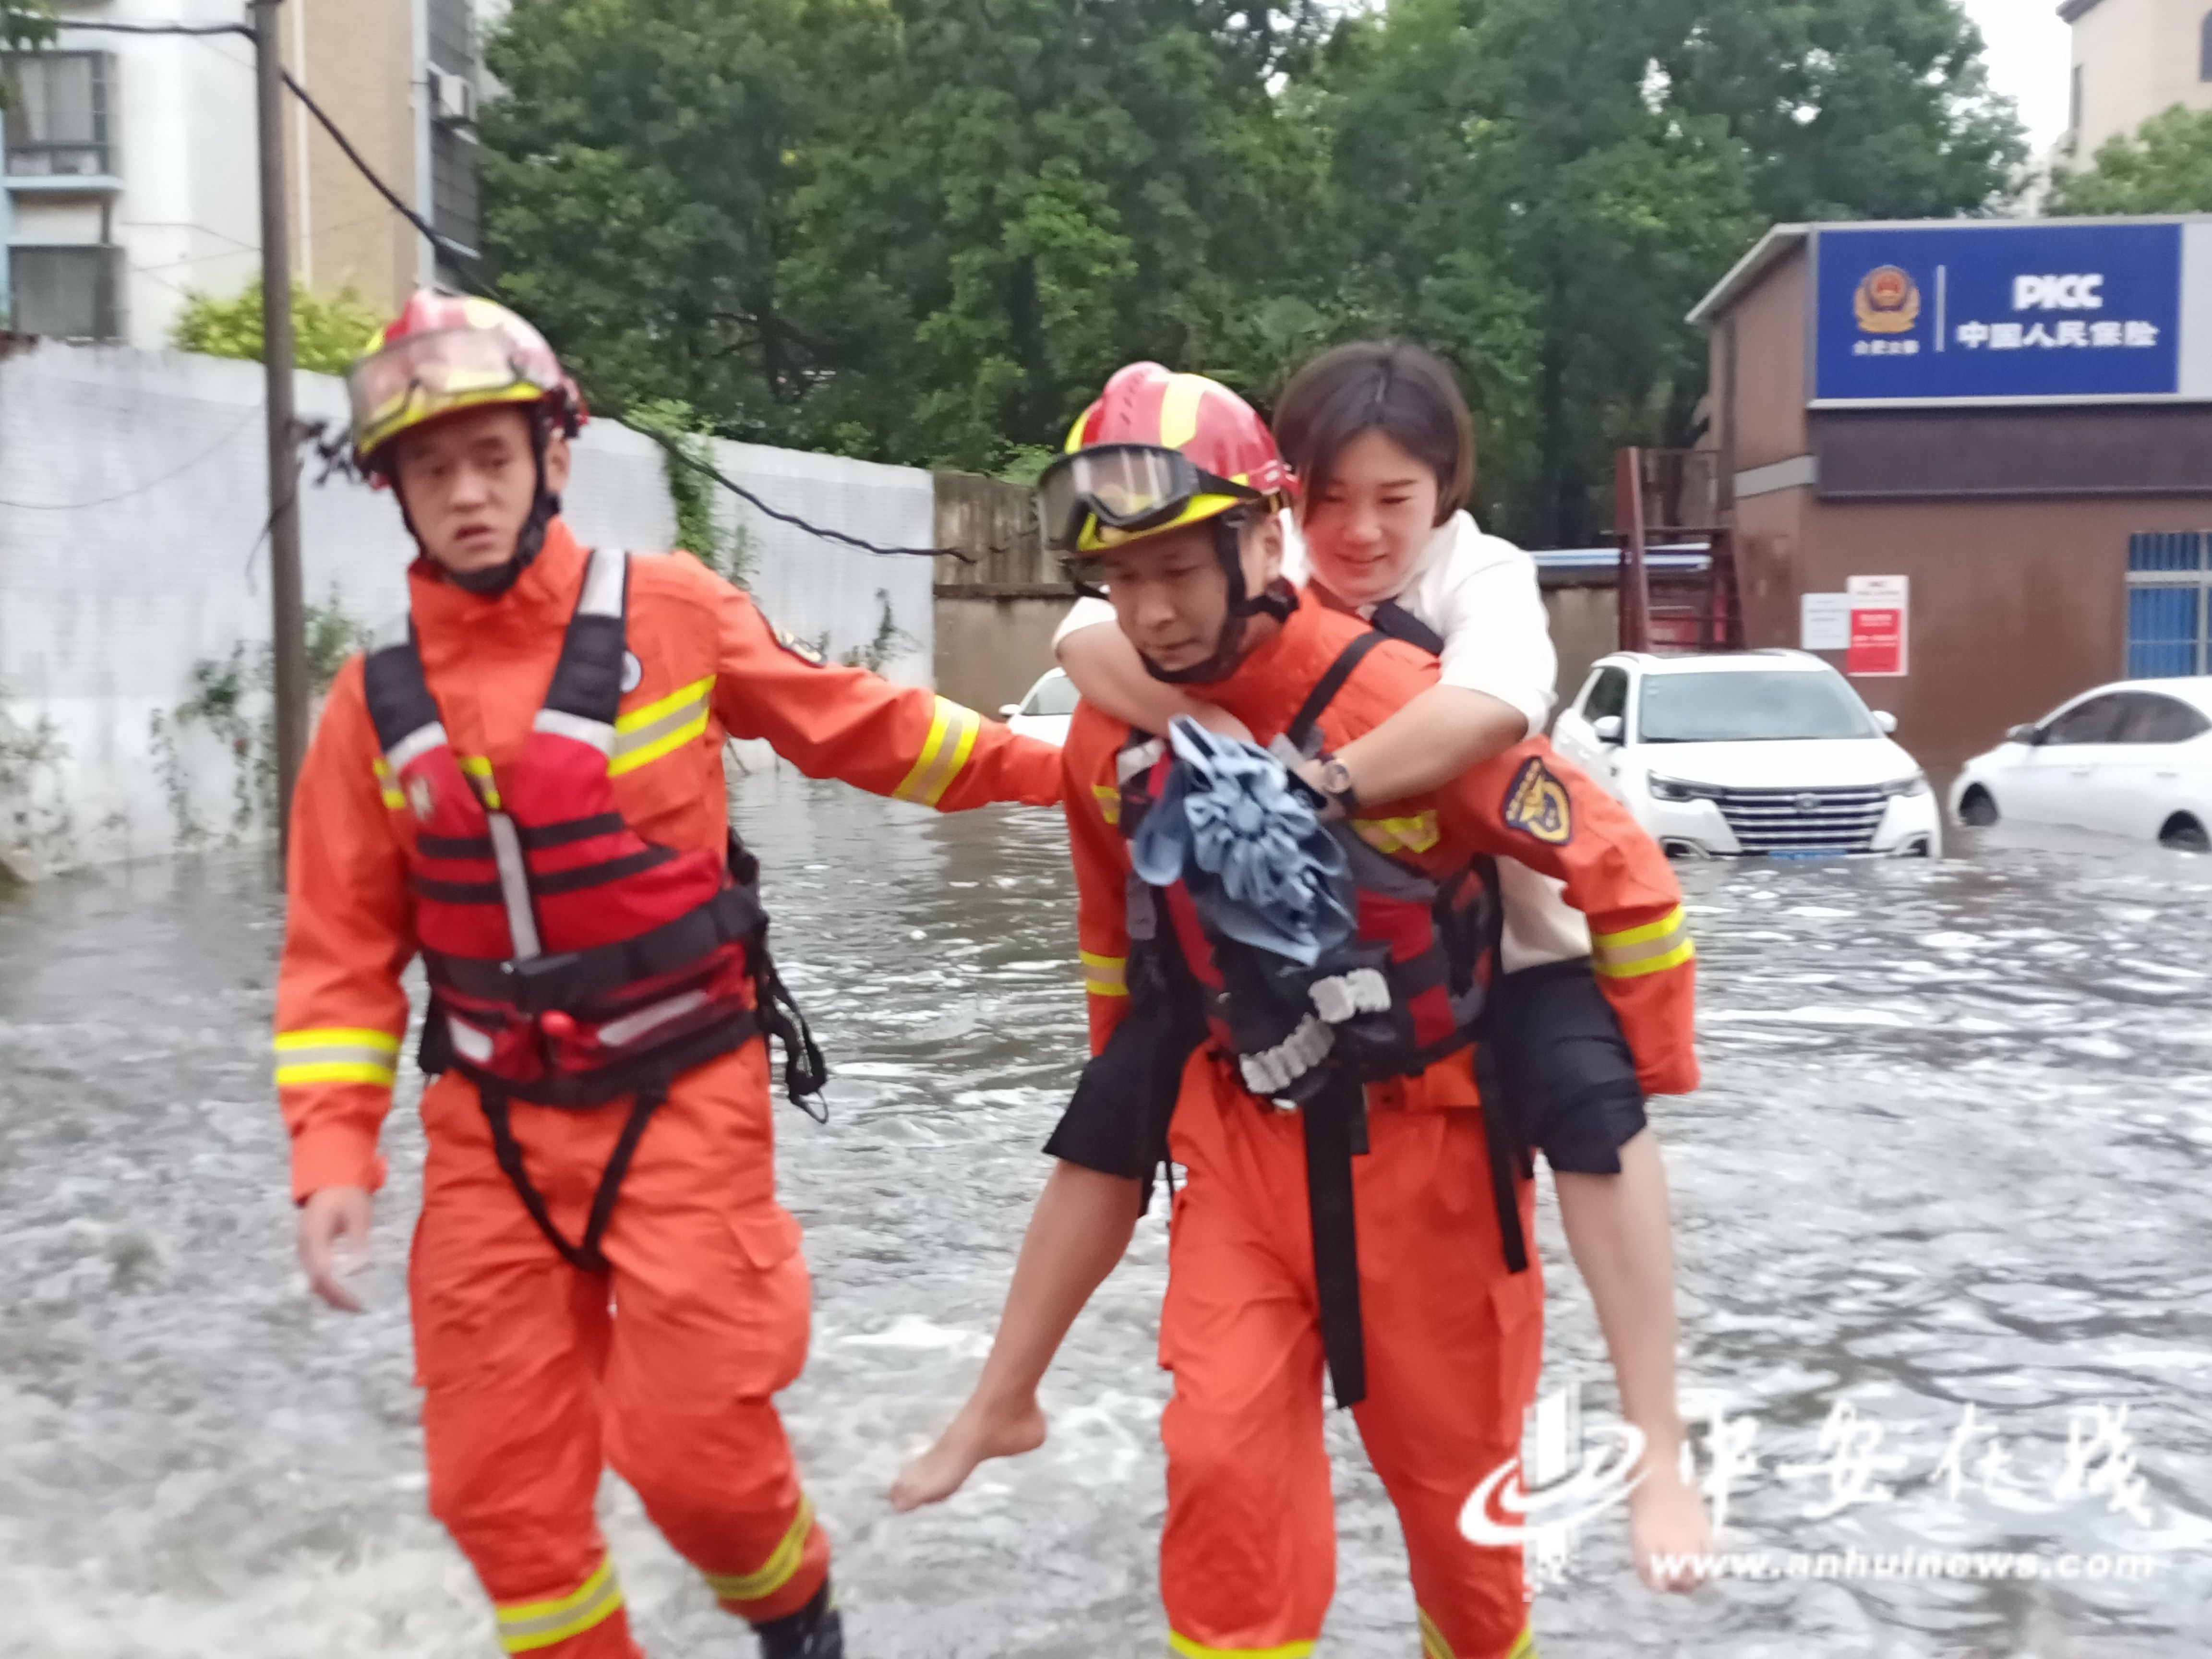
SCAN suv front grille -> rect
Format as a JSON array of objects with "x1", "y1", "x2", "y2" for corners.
[{"x1": 1714, "y1": 785, "x2": 1887, "y2": 854}]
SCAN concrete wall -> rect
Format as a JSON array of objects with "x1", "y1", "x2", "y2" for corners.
[
  {"x1": 931, "y1": 471, "x2": 1072, "y2": 716},
  {"x1": 0, "y1": 342, "x2": 933, "y2": 878}
]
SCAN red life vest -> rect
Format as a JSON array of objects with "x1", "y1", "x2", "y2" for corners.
[
  {"x1": 361, "y1": 547, "x2": 824, "y2": 1269},
  {"x1": 1118, "y1": 629, "x2": 1502, "y2": 1097}
]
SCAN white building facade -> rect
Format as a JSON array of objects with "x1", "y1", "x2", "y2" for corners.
[
  {"x1": 2, "y1": 0, "x2": 487, "y2": 349},
  {"x1": 2060, "y1": 0, "x2": 2212, "y2": 161}
]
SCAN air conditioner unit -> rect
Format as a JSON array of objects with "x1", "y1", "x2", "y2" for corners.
[{"x1": 428, "y1": 64, "x2": 476, "y2": 127}]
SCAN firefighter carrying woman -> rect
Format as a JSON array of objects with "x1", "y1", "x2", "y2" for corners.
[
  {"x1": 273, "y1": 291, "x2": 1062, "y2": 1659},
  {"x1": 893, "y1": 356, "x2": 1714, "y2": 1656}
]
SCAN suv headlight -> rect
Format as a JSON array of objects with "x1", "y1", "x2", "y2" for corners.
[
  {"x1": 1881, "y1": 772, "x2": 1930, "y2": 798},
  {"x1": 1648, "y1": 775, "x2": 1724, "y2": 803}
]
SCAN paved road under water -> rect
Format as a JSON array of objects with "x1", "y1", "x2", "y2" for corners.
[{"x1": 3, "y1": 771, "x2": 2210, "y2": 1658}]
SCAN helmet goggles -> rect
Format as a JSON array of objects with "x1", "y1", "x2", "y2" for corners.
[
  {"x1": 1039, "y1": 442, "x2": 1264, "y2": 560},
  {"x1": 349, "y1": 325, "x2": 564, "y2": 465}
]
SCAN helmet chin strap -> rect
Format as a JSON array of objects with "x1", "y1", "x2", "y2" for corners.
[
  {"x1": 1142, "y1": 514, "x2": 1298, "y2": 686},
  {"x1": 396, "y1": 414, "x2": 561, "y2": 597}
]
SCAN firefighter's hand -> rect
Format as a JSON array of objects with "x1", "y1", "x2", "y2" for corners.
[{"x1": 299, "y1": 1185, "x2": 374, "y2": 1312}]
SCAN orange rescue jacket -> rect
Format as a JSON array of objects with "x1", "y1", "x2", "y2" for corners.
[{"x1": 274, "y1": 520, "x2": 1061, "y2": 1202}]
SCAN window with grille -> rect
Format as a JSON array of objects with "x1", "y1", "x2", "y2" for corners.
[
  {"x1": 8, "y1": 244, "x2": 123, "y2": 338},
  {"x1": 2, "y1": 52, "x2": 115, "y2": 177},
  {"x1": 2127, "y1": 533, "x2": 2211, "y2": 678}
]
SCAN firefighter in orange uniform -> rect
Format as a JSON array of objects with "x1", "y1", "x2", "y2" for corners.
[
  {"x1": 1044, "y1": 367, "x2": 1698, "y2": 1658},
  {"x1": 275, "y1": 292, "x2": 1060, "y2": 1659}
]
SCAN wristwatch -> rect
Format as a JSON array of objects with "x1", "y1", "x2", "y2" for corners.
[{"x1": 1315, "y1": 755, "x2": 1358, "y2": 816}]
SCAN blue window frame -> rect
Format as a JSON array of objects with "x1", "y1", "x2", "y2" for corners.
[{"x1": 2127, "y1": 533, "x2": 2210, "y2": 677}]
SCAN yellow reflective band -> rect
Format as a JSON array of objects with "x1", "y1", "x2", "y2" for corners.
[
  {"x1": 1507, "y1": 1630, "x2": 1538, "y2": 1659},
  {"x1": 1167, "y1": 1635, "x2": 1314, "y2": 1659},
  {"x1": 701, "y1": 1496, "x2": 815, "y2": 1605},
  {"x1": 1593, "y1": 905, "x2": 1695, "y2": 979},
  {"x1": 495, "y1": 1556, "x2": 625, "y2": 1654},
  {"x1": 1082, "y1": 950, "x2": 1128, "y2": 998},
  {"x1": 458, "y1": 755, "x2": 504, "y2": 811},
  {"x1": 892, "y1": 698, "x2": 982, "y2": 807},
  {"x1": 1419, "y1": 1608, "x2": 1455, "y2": 1659},
  {"x1": 1091, "y1": 782, "x2": 1122, "y2": 827},
  {"x1": 609, "y1": 677, "x2": 715, "y2": 776},
  {"x1": 372, "y1": 757, "x2": 406, "y2": 811},
  {"x1": 1159, "y1": 374, "x2": 1212, "y2": 450},
  {"x1": 1353, "y1": 810, "x2": 1442, "y2": 856},
  {"x1": 273, "y1": 1028, "x2": 402, "y2": 1088}
]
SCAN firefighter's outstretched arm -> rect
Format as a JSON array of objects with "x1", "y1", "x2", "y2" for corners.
[
  {"x1": 709, "y1": 574, "x2": 1061, "y2": 809},
  {"x1": 1442, "y1": 740, "x2": 1699, "y2": 1095},
  {"x1": 1062, "y1": 711, "x2": 1135, "y2": 1056},
  {"x1": 273, "y1": 658, "x2": 419, "y2": 1304}
]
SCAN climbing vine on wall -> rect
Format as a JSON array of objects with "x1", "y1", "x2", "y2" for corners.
[{"x1": 161, "y1": 594, "x2": 370, "y2": 846}]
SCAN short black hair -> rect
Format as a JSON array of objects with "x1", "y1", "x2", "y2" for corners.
[{"x1": 1272, "y1": 341, "x2": 1475, "y2": 527}]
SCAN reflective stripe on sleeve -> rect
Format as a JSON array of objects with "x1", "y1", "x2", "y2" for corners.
[
  {"x1": 458, "y1": 755, "x2": 504, "y2": 811},
  {"x1": 494, "y1": 1555, "x2": 625, "y2": 1654},
  {"x1": 1352, "y1": 810, "x2": 1442, "y2": 856},
  {"x1": 272, "y1": 1027, "x2": 402, "y2": 1087},
  {"x1": 1081, "y1": 950, "x2": 1128, "y2": 998},
  {"x1": 1592, "y1": 905, "x2": 1695, "y2": 979},
  {"x1": 701, "y1": 1496, "x2": 815, "y2": 1605},
  {"x1": 1416, "y1": 1619, "x2": 1533, "y2": 1659},
  {"x1": 371, "y1": 757, "x2": 407, "y2": 811},
  {"x1": 892, "y1": 698, "x2": 982, "y2": 807},
  {"x1": 610, "y1": 675, "x2": 714, "y2": 776},
  {"x1": 1167, "y1": 1635, "x2": 1315, "y2": 1659}
]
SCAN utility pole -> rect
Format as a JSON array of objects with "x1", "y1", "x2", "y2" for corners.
[
  {"x1": 1614, "y1": 447, "x2": 1653, "y2": 655},
  {"x1": 252, "y1": 0, "x2": 308, "y2": 856}
]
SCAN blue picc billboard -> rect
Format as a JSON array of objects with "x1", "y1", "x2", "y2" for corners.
[{"x1": 1813, "y1": 222, "x2": 2183, "y2": 403}]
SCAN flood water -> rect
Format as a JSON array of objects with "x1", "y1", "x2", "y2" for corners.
[{"x1": 3, "y1": 773, "x2": 2210, "y2": 1658}]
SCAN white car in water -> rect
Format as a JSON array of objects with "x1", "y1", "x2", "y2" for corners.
[
  {"x1": 1553, "y1": 650, "x2": 1941, "y2": 859},
  {"x1": 1000, "y1": 667, "x2": 1077, "y2": 746},
  {"x1": 1949, "y1": 678, "x2": 2212, "y2": 851}
]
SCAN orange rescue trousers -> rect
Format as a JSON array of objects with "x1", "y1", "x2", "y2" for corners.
[
  {"x1": 411, "y1": 1042, "x2": 827, "y2": 1657},
  {"x1": 1159, "y1": 1050, "x2": 1544, "y2": 1659}
]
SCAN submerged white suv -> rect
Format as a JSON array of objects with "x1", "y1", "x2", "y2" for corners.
[{"x1": 1553, "y1": 650, "x2": 1942, "y2": 859}]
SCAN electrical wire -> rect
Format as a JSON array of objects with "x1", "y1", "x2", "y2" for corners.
[{"x1": 276, "y1": 69, "x2": 962, "y2": 563}]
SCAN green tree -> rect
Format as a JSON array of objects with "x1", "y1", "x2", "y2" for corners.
[
  {"x1": 171, "y1": 280, "x2": 383, "y2": 376},
  {"x1": 1299, "y1": 0, "x2": 2022, "y2": 546},
  {"x1": 2049, "y1": 105, "x2": 2212, "y2": 216},
  {"x1": 480, "y1": 0, "x2": 1324, "y2": 470}
]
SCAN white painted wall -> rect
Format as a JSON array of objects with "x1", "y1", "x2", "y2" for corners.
[{"x1": 0, "y1": 342, "x2": 936, "y2": 877}]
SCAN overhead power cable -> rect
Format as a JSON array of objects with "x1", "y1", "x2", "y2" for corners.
[{"x1": 277, "y1": 69, "x2": 962, "y2": 563}]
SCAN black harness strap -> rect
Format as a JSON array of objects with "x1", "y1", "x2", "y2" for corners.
[
  {"x1": 1303, "y1": 1071, "x2": 1370, "y2": 1408},
  {"x1": 1285, "y1": 629, "x2": 1391, "y2": 755},
  {"x1": 1369, "y1": 599, "x2": 1447, "y2": 657},
  {"x1": 479, "y1": 1083, "x2": 669, "y2": 1275}
]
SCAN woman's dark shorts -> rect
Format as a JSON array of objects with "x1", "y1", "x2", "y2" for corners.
[{"x1": 1042, "y1": 956, "x2": 1647, "y2": 1184}]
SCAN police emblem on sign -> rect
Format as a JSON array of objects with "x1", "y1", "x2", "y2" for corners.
[
  {"x1": 1503, "y1": 757, "x2": 1574, "y2": 846},
  {"x1": 1855, "y1": 265, "x2": 1920, "y2": 336}
]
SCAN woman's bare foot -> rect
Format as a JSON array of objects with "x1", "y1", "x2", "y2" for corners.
[{"x1": 889, "y1": 1393, "x2": 1049, "y2": 1511}]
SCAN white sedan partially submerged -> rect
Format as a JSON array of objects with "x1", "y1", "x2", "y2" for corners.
[
  {"x1": 999, "y1": 667, "x2": 1078, "y2": 747},
  {"x1": 1949, "y1": 678, "x2": 2212, "y2": 851},
  {"x1": 1553, "y1": 650, "x2": 1941, "y2": 859}
]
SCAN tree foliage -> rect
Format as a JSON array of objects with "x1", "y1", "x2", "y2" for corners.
[
  {"x1": 480, "y1": 0, "x2": 2022, "y2": 546},
  {"x1": 170, "y1": 281, "x2": 384, "y2": 376},
  {"x1": 2049, "y1": 105, "x2": 2212, "y2": 217}
]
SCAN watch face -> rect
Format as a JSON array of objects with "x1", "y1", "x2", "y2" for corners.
[{"x1": 1322, "y1": 759, "x2": 1353, "y2": 795}]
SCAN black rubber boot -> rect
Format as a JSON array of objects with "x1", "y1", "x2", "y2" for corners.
[{"x1": 754, "y1": 1581, "x2": 843, "y2": 1659}]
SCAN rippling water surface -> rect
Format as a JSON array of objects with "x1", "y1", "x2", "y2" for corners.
[{"x1": 3, "y1": 777, "x2": 2208, "y2": 1657}]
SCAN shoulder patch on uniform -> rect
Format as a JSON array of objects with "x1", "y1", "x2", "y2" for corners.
[{"x1": 1503, "y1": 756, "x2": 1574, "y2": 846}]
